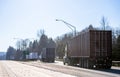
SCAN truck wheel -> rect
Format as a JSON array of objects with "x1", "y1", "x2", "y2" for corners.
[
  {"x1": 106, "y1": 66, "x2": 111, "y2": 69},
  {"x1": 63, "y1": 62, "x2": 65, "y2": 65},
  {"x1": 52, "y1": 60, "x2": 55, "y2": 63}
]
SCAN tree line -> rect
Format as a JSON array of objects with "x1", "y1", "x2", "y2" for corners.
[
  {"x1": 6, "y1": 30, "x2": 56, "y2": 60},
  {"x1": 6, "y1": 17, "x2": 120, "y2": 61}
]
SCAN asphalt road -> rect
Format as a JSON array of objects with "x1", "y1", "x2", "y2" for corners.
[
  {"x1": 20, "y1": 60, "x2": 120, "y2": 77},
  {"x1": 55, "y1": 61, "x2": 120, "y2": 75}
]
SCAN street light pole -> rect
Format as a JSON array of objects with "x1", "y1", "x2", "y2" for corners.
[{"x1": 56, "y1": 19, "x2": 76, "y2": 36}]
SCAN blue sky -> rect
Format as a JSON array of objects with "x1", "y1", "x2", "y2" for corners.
[{"x1": 0, "y1": 0, "x2": 120, "y2": 52}]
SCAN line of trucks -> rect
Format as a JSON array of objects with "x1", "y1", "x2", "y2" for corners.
[
  {"x1": 26, "y1": 48, "x2": 55, "y2": 62},
  {"x1": 26, "y1": 28, "x2": 112, "y2": 69}
]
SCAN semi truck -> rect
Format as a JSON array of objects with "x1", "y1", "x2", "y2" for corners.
[
  {"x1": 63, "y1": 29, "x2": 112, "y2": 69},
  {"x1": 26, "y1": 52, "x2": 38, "y2": 60},
  {"x1": 40, "y1": 48, "x2": 55, "y2": 62}
]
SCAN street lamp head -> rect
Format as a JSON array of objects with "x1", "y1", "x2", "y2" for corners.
[
  {"x1": 55, "y1": 19, "x2": 76, "y2": 36},
  {"x1": 56, "y1": 19, "x2": 62, "y2": 21}
]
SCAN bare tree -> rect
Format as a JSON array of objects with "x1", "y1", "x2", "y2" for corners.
[
  {"x1": 116, "y1": 28, "x2": 120, "y2": 37},
  {"x1": 100, "y1": 16, "x2": 109, "y2": 30},
  {"x1": 21, "y1": 39, "x2": 29, "y2": 51},
  {"x1": 6, "y1": 46, "x2": 16, "y2": 60},
  {"x1": 16, "y1": 41, "x2": 21, "y2": 50},
  {"x1": 31, "y1": 40, "x2": 39, "y2": 52},
  {"x1": 28, "y1": 41, "x2": 33, "y2": 52},
  {"x1": 55, "y1": 33, "x2": 74, "y2": 59},
  {"x1": 37, "y1": 29, "x2": 45, "y2": 38}
]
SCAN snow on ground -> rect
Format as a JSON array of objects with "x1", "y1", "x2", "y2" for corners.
[{"x1": 1, "y1": 60, "x2": 76, "y2": 77}]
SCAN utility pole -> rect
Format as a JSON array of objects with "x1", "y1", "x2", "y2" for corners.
[{"x1": 56, "y1": 19, "x2": 76, "y2": 36}]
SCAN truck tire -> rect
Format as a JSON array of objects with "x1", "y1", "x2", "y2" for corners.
[{"x1": 63, "y1": 62, "x2": 65, "y2": 65}]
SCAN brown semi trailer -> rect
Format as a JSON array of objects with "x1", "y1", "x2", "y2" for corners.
[{"x1": 63, "y1": 30, "x2": 112, "y2": 69}]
